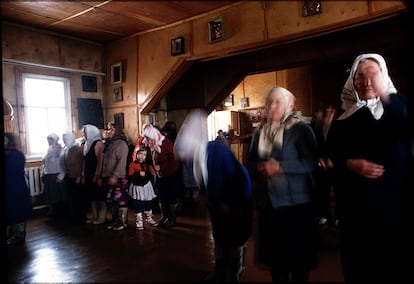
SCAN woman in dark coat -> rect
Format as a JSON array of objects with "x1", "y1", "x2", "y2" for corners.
[
  {"x1": 5, "y1": 132, "x2": 34, "y2": 245},
  {"x1": 326, "y1": 53, "x2": 412, "y2": 283}
]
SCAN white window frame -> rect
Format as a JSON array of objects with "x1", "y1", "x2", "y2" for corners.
[{"x1": 22, "y1": 73, "x2": 72, "y2": 161}]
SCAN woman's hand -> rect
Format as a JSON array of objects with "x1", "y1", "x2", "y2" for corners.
[
  {"x1": 93, "y1": 174, "x2": 102, "y2": 186},
  {"x1": 257, "y1": 158, "x2": 282, "y2": 177},
  {"x1": 347, "y1": 158, "x2": 384, "y2": 179},
  {"x1": 107, "y1": 176, "x2": 117, "y2": 186}
]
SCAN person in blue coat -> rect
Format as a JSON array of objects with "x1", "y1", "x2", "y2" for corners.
[
  {"x1": 175, "y1": 109, "x2": 253, "y2": 282},
  {"x1": 5, "y1": 132, "x2": 34, "y2": 245}
]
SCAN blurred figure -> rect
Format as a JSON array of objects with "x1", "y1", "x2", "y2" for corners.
[
  {"x1": 143, "y1": 124, "x2": 180, "y2": 227},
  {"x1": 310, "y1": 108, "x2": 337, "y2": 225},
  {"x1": 215, "y1": 129, "x2": 226, "y2": 143},
  {"x1": 102, "y1": 121, "x2": 115, "y2": 142},
  {"x1": 60, "y1": 132, "x2": 84, "y2": 223},
  {"x1": 180, "y1": 157, "x2": 200, "y2": 206},
  {"x1": 82, "y1": 124, "x2": 106, "y2": 225},
  {"x1": 175, "y1": 109, "x2": 253, "y2": 282},
  {"x1": 102, "y1": 124, "x2": 130, "y2": 231},
  {"x1": 246, "y1": 86, "x2": 319, "y2": 283},
  {"x1": 42, "y1": 133, "x2": 68, "y2": 220},
  {"x1": 131, "y1": 123, "x2": 152, "y2": 161},
  {"x1": 5, "y1": 132, "x2": 34, "y2": 245},
  {"x1": 326, "y1": 53, "x2": 412, "y2": 283},
  {"x1": 161, "y1": 120, "x2": 178, "y2": 144}
]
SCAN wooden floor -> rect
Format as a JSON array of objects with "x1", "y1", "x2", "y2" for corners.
[{"x1": 7, "y1": 197, "x2": 344, "y2": 283}]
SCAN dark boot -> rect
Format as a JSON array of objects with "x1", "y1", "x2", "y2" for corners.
[
  {"x1": 106, "y1": 207, "x2": 118, "y2": 230},
  {"x1": 159, "y1": 202, "x2": 169, "y2": 226},
  {"x1": 164, "y1": 203, "x2": 177, "y2": 227}
]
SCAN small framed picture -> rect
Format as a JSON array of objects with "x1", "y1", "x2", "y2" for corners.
[
  {"x1": 303, "y1": 0, "x2": 322, "y2": 17},
  {"x1": 208, "y1": 17, "x2": 225, "y2": 43},
  {"x1": 82, "y1": 75, "x2": 97, "y2": 92},
  {"x1": 240, "y1": 97, "x2": 249, "y2": 108},
  {"x1": 114, "y1": 113, "x2": 124, "y2": 129},
  {"x1": 111, "y1": 62, "x2": 122, "y2": 84},
  {"x1": 113, "y1": 86, "x2": 123, "y2": 102},
  {"x1": 171, "y1": 37, "x2": 185, "y2": 56},
  {"x1": 224, "y1": 94, "x2": 234, "y2": 107}
]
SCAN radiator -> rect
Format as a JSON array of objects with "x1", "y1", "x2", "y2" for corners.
[{"x1": 25, "y1": 166, "x2": 44, "y2": 196}]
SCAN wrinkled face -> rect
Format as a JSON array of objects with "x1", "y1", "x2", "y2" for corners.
[
  {"x1": 353, "y1": 59, "x2": 386, "y2": 100},
  {"x1": 146, "y1": 137, "x2": 156, "y2": 149},
  {"x1": 266, "y1": 92, "x2": 287, "y2": 123}
]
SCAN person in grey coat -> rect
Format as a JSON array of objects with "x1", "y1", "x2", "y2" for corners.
[{"x1": 246, "y1": 86, "x2": 319, "y2": 284}]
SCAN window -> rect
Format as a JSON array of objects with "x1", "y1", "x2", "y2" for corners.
[{"x1": 23, "y1": 73, "x2": 71, "y2": 160}]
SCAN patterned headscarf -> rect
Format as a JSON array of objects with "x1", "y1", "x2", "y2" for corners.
[{"x1": 338, "y1": 53, "x2": 397, "y2": 120}]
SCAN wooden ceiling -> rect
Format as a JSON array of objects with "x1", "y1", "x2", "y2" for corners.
[{"x1": 1, "y1": 0, "x2": 237, "y2": 44}]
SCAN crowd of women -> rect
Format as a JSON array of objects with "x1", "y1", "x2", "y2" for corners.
[{"x1": 6, "y1": 53, "x2": 412, "y2": 283}]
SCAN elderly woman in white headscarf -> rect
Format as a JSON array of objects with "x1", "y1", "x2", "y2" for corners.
[
  {"x1": 246, "y1": 86, "x2": 319, "y2": 283},
  {"x1": 326, "y1": 53, "x2": 411, "y2": 283},
  {"x1": 82, "y1": 124, "x2": 106, "y2": 225},
  {"x1": 59, "y1": 132, "x2": 84, "y2": 223},
  {"x1": 142, "y1": 124, "x2": 179, "y2": 227},
  {"x1": 42, "y1": 133, "x2": 68, "y2": 219}
]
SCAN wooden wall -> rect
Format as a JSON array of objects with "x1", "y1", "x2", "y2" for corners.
[
  {"x1": 102, "y1": 0, "x2": 407, "y2": 139},
  {"x1": 2, "y1": 22, "x2": 104, "y2": 152},
  {"x1": 2, "y1": 0, "x2": 408, "y2": 151}
]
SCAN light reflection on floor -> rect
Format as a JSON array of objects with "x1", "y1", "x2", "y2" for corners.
[{"x1": 32, "y1": 247, "x2": 71, "y2": 283}]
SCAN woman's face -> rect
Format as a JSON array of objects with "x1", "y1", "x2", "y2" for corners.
[
  {"x1": 47, "y1": 137, "x2": 55, "y2": 145},
  {"x1": 147, "y1": 137, "x2": 156, "y2": 148},
  {"x1": 82, "y1": 128, "x2": 88, "y2": 139},
  {"x1": 266, "y1": 92, "x2": 287, "y2": 123},
  {"x1": 353, "y1": 60, "x2": 386, "y2": 100}
]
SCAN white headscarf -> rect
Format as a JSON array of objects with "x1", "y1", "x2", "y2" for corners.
[
  {"x1": 174, "y1": 109, "x2": 209, "y2": 189},
  {"x1": 42, "y1": 133, "x2": 62, "y2": 174},
  {"x1": 82, "y1": 124, "x2": 101, "y2": 156},
  {"x1": 62, "y1": 132, "x2": 76, "y2": 149},
  {"x1": 338, "y1": 53, "x2": 397, "y2": 120},
  {"x1": 257, "y1": 86, "x2": 299, "y2": 159},
  {"x1": 45, "y1": 133, "x2": 61, "y2": 158}
]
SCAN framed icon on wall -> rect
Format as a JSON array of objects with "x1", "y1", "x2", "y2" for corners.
[
  {"x1": 208, "y1": 17, "x2": 225, "y2": 43},
  {"x1": 111, "y1": 62, "x2": 122, "y2": 84},
  {"x1": 171, "y1": 36, "x2": 185, "y2": 56}
]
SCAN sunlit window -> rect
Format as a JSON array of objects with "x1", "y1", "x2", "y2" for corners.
[{"x1": 23, "y1": 74, "x2": 71, "y2": 160}]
